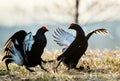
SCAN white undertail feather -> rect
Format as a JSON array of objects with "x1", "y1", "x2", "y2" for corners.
[
  {"x1": 15, "y1": 39, "x2": 19, "y2": 45},
  {"x1": 10, "y1": 44, "x2": 24, "y2": 66}
]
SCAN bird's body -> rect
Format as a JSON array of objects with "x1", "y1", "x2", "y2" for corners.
[
  {"x1": 57, "y1": 25, "x2": 86, "y2": 59},
  {"x1": 56, "y1": 23, "x2": 88, "y2": 70},
  {"x1": 64, "y1": 43, "x2": 88, "y2": 69},
  {"x1": 25, "y1": 28, "x2": 48, "y2": 71},
  {"x1": 53, "y1": 23, "x2": 108, "y2": 70},
  {"x1": 2, "y1": 26, "x2": 48, "y2": 72}
]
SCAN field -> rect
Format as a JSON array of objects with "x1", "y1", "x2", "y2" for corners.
[{"x1": 0, "y1": 49, "x2": 120, "y2": 81}]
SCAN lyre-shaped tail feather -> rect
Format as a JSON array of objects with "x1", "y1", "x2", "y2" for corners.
[
  {"x1": 94, "y1": 29, "x2": 108, "y2": 35},
  {"x1": 2, "y1": 38, "x2": 14, "y2": 61},
  {"x1": 2, "y1": 45, "x2": 13, "y2": 61},
  {"x1": 86, "y1": 28, "x2": 108, "y2": 40},
  {"x1": 4, "y1": 39, "x2": 13, "y2": 48},
  {"x1": 4, "y1": 39, "x2": 13, "y2": 56}
]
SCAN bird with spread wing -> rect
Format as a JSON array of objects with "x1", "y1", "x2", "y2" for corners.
[
  {"x1": 2, "y1": 26, "x2": 48, "y2": 72},
  {"x1": 53, "y1": 23, "x2": 108, "y2": 71}
]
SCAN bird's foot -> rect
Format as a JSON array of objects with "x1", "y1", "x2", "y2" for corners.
[
  {"x1": 25, "y1": 67, "x2": 35, "y2": 72},
  {"x1": 53, "y1": 67, "x2": 58, "y2": 73},
  {"x1": 75, "y1": 66, "x2": 84, "y2": 71}
]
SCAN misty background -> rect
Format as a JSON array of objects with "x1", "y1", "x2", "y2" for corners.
[{"x1": 0, "y1": 0, "x2": 120, "y2": 51}]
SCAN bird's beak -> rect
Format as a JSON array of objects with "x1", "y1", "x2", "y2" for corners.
[
  {"x1": 46, "y1": 29, "x2": 49, "y2": 32},
  {"x1": 68, "y1": 27, "x2": 71, "y2": 29}
]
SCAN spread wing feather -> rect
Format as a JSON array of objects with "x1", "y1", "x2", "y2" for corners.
[{"x1": 53, "y1": 27, "x2": 75, "y2": 49}]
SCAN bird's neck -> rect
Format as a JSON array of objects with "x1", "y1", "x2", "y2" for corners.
[{"x1": 75, "y1": 29, "x2": 85, "y2": 39}]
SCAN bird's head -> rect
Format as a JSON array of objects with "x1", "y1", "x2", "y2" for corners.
[
  {"x1": 69, "y1": 23, "x2": 81, "y2": 30},
  {"x1": 36, "y1": 26, "x2": 48, "y2": 35},
  {"x1": 69, "y1": 23, "x2": 85, "y2": 35},
  {"x1": 41, "y1": 26, "x2": 48, "y2": 32}
]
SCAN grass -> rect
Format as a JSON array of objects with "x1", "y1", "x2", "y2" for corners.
[{"x1": 0, "y1": 49, "x2": 120, "y2": 81}]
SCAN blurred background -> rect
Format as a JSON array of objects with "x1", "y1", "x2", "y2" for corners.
[{"x1": 0, "y1": 0, "x2": 120, "y2": 51}]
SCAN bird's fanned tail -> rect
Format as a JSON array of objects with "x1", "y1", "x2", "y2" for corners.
[
  {"x1": 3, "y1": 30, "x2": 27, "y2": 61},
  {"x1": 4, "y1": 39, "x2": 13, "y2": 56},
  {"x1": 94, "y1": 28, "x2": 108, "y2": 35},
  {"x1": 86, "y1": 28, "x2": 108, "y2": 40}
]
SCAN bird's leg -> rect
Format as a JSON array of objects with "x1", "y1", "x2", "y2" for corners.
[
  {"x1": 67, "y1": 63, "x2": 73, "y2": 71},
  {"x1": 67, "y1": 66, "x2": 71, "y2": 70},
  {"x1": 39, "y1": 61, "x2": 48, "y2": 72},
  {"x1": 54, "y1": 58, "x2": 64, "y2": 72},
  {"x1": 41, "y1": 58, "x2": 55, "y2": 63},
  {"x1": 39, "y1": 65, "x2": 48, "y2": 72},
  {"x1": 41, "y1": 58, "x2": 47, "y2": 63},
  {"x1": 5, "y1": 59, "x2": 13, "y2": 71},
  {"x1": 75, "y1": 66, "x2": 84, "y2": 71},
  {"x1": 47, "y1": 59, "x2": 55, "y2": 62},
  {"x1": 25, "y1": 66, "x2": 35, "y2": 72}
]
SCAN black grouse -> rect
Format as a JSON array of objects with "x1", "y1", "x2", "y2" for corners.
[
  {"x1": 2, "y1": 26, "x2": 48, "y2": 72},
  {"x1": 53, "y1": 23, "x2": 108, "y2": 71}
]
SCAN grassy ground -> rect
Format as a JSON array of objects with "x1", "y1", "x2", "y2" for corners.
[{"x1": 0, "y1": 49, "x2": 120, "y2": 81}]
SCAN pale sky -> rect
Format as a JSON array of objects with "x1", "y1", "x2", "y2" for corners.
[{"x1": 0, "y1": 0, "x2": 120, "y2": 27}]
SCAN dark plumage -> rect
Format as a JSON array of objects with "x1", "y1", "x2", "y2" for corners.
[
  {"x1": 25, "y1": 26, "x2": 48, "y2": 72},
  {"x1": 2, "y1": 30, "x2": 27, "y2": 69},
  {"x1": 2, "y1": 26, "x2": 48, "y2": 72},
  {"x1": 53, "y1": 23, "x2": 108, "y2": 71},
  {"x1": 3, "y1": 30, "x2": 27, "y2": 57}
]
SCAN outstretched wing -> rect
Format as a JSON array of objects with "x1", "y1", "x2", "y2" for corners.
[
  {"x1": 86, "y1": 28, "x2": 108, "y2": 40},
  {"x1": 23, "y1": 32, "x2": 34, "y2": 54},
  {"x1": 4, "y1": 30, "x2": 27, "y2": 56},
  {"x1": 53, "y1": 28, "x2": 75, "y2": 51}
]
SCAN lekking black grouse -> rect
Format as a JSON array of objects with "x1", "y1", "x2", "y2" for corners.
[
  {"x1": 53, "y1": 23, "x2": 108, "y2": 71},
  {"x1": 2, "y1": 26, "x2": 48, "y2": 72}
]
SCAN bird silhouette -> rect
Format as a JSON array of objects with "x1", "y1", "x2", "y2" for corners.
[
  {"x1": 53, "y1": 23, "x2": 108, "y2": 71},
  {"x1": 2, "y1": 26, "x2": 48, "y2": 72}
]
